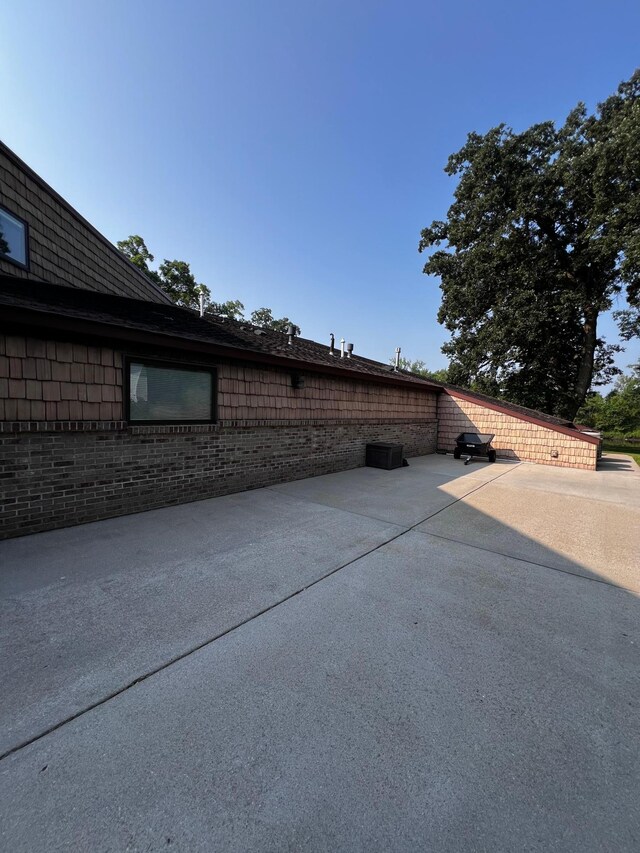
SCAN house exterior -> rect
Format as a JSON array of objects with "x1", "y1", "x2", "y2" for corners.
[{"x1": 0, "y1": 142, "x2": 600, "y2": 539}]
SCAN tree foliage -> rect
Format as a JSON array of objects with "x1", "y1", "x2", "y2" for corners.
[
  {"x1": 250, "y1": 307, "x2": 300, "y2": 334},
  {"x1": 116, "y1": 235, "x2": 299, "y2": 331},
  {"x1": 390, "y1": 356, "x2": 449, "y2": 382},
  {"x1": 419, "y1": 70, "x2": 640, "y2": 420},
  {"x1": 576, "y1": 364, "x2": 640, "y2": 435},
  {"x1": 206, "y1": 299, "x2": 245, "y2": 321},
  {"x1": 117, "y1": 234, "x2": 208, "y2": 309}
]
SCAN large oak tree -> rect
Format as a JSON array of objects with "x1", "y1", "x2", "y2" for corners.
[{"x1": 419, "y1": 71, "x2": 639, "y2": 420}]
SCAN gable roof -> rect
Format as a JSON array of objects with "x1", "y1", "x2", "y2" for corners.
[
  {"x1": 0, "y1": 276, "x2": 442, "y2": 392},
  {"x1": 0, "y1": 141, "x2": 173, "y2": 305}
]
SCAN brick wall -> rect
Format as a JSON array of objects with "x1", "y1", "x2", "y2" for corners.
[
  {"x1": 0, "y1": 420, "x2": 437, "y2": 538},
  {"x1": 0, "y1": 143, "x2": 170, "y2": 304},
  {"x1": 437, "y1": 391, "x2": 598, "y2": 470}
]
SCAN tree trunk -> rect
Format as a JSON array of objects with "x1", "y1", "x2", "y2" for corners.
[{"x1": 564, "y1": 307, "x2": 599, "y2": 421}]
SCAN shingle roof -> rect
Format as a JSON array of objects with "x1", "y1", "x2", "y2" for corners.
[{"x1": 0, "y1": 276, "x2": 441, "y2": 390}]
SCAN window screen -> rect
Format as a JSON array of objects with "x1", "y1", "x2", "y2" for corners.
[
  {"x1": 128, "y1": 361, "x2": 214, "y2": 423},
  {"x1": 0, "y1": 205, "x2": 29, "y2": 268}
]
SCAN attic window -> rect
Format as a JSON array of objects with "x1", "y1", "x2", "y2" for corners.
[
  {"x1": 126, "y1": 359, "x2": 216, "y2": 424},
  {"x1": 0, "y1": 204, "x2": 29, "y2": 269}
]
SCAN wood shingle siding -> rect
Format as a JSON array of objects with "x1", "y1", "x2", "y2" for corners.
[
  {"x1": 437, "y1": 391, "x2": 598, "y2": 470},
  {"x1": 0, "y1": 143, "x2": 171, "y2": 304}
]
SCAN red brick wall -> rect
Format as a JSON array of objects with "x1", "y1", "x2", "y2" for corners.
[
  {"x1": 0, "y1": 420, "x2": 437, "y2": 538},
  {"x1": 0, "y1": 143, "x2": 170, "y2": 304},
  {"x1": 437, "y1": 391, "x2": 598, "y2": 470}
]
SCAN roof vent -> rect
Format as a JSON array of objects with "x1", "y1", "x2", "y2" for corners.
[
  {"x1": 394, "y1": 346, "x2": 401, "y2": 371},
  {"x1": 286, "y1": 323, "x2": 297, "y2": 346},
  {"x1": 346, "y1": 343, "x2": 353, "y2": 358},
  {"x1": 340, "y1": 338, "x2": 345, "y2": 358},
  {"x1": 329, "y1": 333, "x2": 335, "y2": 356}
]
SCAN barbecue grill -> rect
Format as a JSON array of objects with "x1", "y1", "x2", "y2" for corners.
[{"x1": 453, "y1": 432, "x2": 496, "y2": 464}]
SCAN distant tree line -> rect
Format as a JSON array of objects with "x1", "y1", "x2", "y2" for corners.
[
  {"x1": 389, "y1": 356, "x2": 449, "y2": 383},
  {"x1": 116, "y1": 235, "x2": 299, "y2": 333},
  {"x1": 576, "y1": 364, "x2": 640, "y2": 436}
]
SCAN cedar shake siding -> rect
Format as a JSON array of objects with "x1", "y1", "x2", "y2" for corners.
[
  {"x1": 0, "y1": 143, "x2": 171, "y2": 304},
  {"x1": 437, "y1": 390, "x2": 599, "y2": 470},
  {"x1": 0, "y1": 333, "x2": 438, "y2": 538}
]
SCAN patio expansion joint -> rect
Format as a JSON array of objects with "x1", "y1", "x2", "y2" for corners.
[
  {"x1": 264, "y1": 463, "x2": 519, "y2": 529},
  {"x1": 0, "y1": 463, "x2": 519, "y2": 764}
]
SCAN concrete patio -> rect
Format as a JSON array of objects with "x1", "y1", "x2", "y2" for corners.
[{"x1": 1, "y1": 453, "x2": 639, "y2": 851}]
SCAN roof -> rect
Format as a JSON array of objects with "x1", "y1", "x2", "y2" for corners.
[
  {"x1": 0, "y1": 276, "x2": 442, "y2": 392},
  {"x1": 0, "y1": 141, "x2": 173, "y2": 306}
]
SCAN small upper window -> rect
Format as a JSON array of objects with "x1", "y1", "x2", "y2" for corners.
[
  {"x1": 127, "y1": 359, "x2": 216, "y2": 424},
  {"x1": 0, "y1": 204, "x2": 29, "y2": 269}
]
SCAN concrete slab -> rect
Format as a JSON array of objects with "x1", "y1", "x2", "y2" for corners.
[
  {"x1": 1, "y1": 533, "x2": 638, "y2": 852},
  {"x1": 503, "y1": 455, "x2": 640, "y2": 507},
  {"x1": 407, "y1": 452, "x2": 520, "y2": 483},
  {"x1": 2, "y1": 453, "x2": 639, "y2": 850},
  {"x1": 269, "y1": 456, "x2": 517, "y2": 526},
  {"x1": 417, "y1": 478, "x2": 640, "y2": 590},
  {"x1": 0, "y1": 488, "x2": 402, "y2": 755}
]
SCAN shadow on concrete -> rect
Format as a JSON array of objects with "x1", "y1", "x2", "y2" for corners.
[
  {"x1": 0, "y1": 454, "x2": 638, "y2": 850},
  {"x1": 597, "y1": 453, "x2": 639, "y2": 472}
]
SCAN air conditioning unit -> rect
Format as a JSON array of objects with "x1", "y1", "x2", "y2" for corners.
[{"x1": 365, "y1": 442, "x2": 404, "y2": 470}]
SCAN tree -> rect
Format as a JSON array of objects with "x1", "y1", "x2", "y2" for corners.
[
  {"x1": 576, "y1": 364, "x2": 640, "y2": 434},
  {"x1": 419, "y1": 70, "x2": 640, "y2": 421},
  {"x1": 157, "y1": 259, "x2": 210, "y2": 309},
  {"x1": 116, "y1": 235, "x2": 161, "y2": 285},
  {"x1": 250, "y1": 307, "x2": 300, "y2": 335},
  {"x1": 389, "y1": 356, "x2": 449, "y2": 382},
  {"x1": 117, "y1": 235, "x2": 298, "y2": 327},
  {"x1": 206, "y1": 299, "x2": 246, "y2": 321},
  {"x1": 117, "y1": 235, "x2": 208, "y2": 309}
]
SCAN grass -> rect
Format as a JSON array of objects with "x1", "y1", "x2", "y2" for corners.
[{"x1": 602, "y1": 440, "x2": 640, "y2": 467}]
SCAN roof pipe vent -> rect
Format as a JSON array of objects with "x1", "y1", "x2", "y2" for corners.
[
  {"x1": 340, "y1": 338, "x2": 345, "y2": 358},
  {"x1": 394, "y1": 346, "x2": 401, "y2": 371},
  {"x1": 286, "y1": 323, "x2": 296, "y2": 346},
  {"x1": 329, "y1": 333, "x2": 335, "y2": 356},
  {"x1": 199, "y1": 290, "x2": 206, "y2": 319},
  {"x1": 346, "y1": 343, "x2": 353, "y2": 358}
]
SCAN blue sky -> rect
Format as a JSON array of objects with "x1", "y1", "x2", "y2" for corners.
[{"x1": 1, "y1": 0, "x2": 638, "y2": 382}]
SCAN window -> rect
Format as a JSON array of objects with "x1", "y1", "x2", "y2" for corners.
[
  {"x1": 126, "y1": 359, "x2": 216, "y2": 424},
  {"x1": 0, "y1": 204, "x2": 29, "y2": 269}
]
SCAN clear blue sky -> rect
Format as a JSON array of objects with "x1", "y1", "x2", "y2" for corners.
[{"x1": 1, "y1": 0, "x2": 638, "y2": 382}]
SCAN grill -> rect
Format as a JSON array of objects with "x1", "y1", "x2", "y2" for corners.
[{"x1": 453, "y1": 432, "x2": 496, "y2": 465}]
